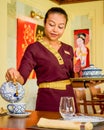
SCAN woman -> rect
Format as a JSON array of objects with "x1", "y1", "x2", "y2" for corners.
[{"x1": 5, "y1": 7, "x2": 99, "y2": 112}]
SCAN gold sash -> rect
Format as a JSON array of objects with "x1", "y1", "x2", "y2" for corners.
[
  {"x1": 39, "y1": 40, "x2": 64, "y2": 65},
  {"x1": 39, "y1": 79, "x2": 71, "y2": 90}
]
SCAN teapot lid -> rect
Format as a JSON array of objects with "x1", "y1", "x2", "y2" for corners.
[{"x1": 82, "y1": 64, "x2": 102, "y2": 71}]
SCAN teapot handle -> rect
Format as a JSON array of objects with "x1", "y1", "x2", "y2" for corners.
[
  {"x1": 13, "y1": 76, "x2": 18, "y2": 96},
  {"x1": 13, "y1": 75, "x2": 17, "y2": 85}
]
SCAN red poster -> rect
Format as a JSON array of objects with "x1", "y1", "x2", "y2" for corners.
[
  {"x1": 17, "y1": 18, "x2": 37, "y2": 79},
  {"x1": 74, "y1": 29, "x2": 90, "y2": 77}
]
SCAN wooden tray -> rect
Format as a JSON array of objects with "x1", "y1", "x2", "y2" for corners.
[{"x1": 70, "y1": 77, "x2": 104, "y2": 82}]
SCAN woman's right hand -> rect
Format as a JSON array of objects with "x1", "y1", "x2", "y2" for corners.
[{"x1": 5, "y1": 68, "x2": 24, "y2": 84}]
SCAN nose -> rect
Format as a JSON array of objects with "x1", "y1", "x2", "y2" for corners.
[{"x1": 53, "y1": 25, "x2": 58, "y2": 32}]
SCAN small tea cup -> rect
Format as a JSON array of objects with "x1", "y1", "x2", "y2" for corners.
[{"x1": 7, "y1": 102, "x2": 26, "y2": 114}]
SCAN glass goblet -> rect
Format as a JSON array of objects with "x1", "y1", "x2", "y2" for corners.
[{"x1": 59, "y1": 96, "x2": 75, "y2": 120}]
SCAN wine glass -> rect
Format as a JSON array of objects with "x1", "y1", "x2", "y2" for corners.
[{"x1": 59, "y1": 96, "x2": 75, "y2": 120}]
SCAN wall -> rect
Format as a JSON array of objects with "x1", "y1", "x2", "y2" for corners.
[
  {"x1": 0, "y1": 0, "x2": 8, "y2": 108},
  {"x1": 62, "y1": 1, "x2": 104, "y2": 68},
  {"x1": 0, "y1": 0, "x2": 104, "y2": 111}
]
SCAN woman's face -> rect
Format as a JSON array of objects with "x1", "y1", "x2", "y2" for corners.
[
  {"x1": 44, "y1": 13, "x2": 66, "y2": 41},
  {"x1": 76, "y1": 37, "x2": 84, "y2": 47}
]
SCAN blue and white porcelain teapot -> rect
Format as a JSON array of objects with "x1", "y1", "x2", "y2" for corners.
[{"x1": 0, "y1": 80, "x2": 25, "y2": 103}]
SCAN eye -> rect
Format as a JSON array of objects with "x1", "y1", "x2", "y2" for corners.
[
  {"x1": 58, "y1": 24, "x2": 65, "y2": 29},
  {"x1": 58, "y1": 25, "x2": 65, "y2": 29},
  {"x1": 49, "y1": 23, "x2": 55, "y2": 27}
]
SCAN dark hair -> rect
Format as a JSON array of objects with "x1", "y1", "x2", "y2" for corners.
[
  {"x1": 77, "y1": 33, "x2": 86, "y2": 43},
  {"x1": 44, "y1": 7, "x2": 68, "y2": 25},
  {"x1": 77, "y1": 33, "x2": 86, "y2": 40}
]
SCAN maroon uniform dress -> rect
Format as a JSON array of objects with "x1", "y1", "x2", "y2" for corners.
[{"x1": 18, "y1": 41, "x2": 78, "y2": 112}]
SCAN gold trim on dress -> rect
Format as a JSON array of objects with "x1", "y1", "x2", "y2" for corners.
[{"x1": 39, "y1": 40, "x2": 64, "y2": 65}]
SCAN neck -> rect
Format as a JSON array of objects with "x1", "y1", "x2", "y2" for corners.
[
  {"x1": 43, "y1": 37, "x2": 61, "y2": 51},
  {"x1": 43, "y1": 37, "x2": 60, "y2": 46}
]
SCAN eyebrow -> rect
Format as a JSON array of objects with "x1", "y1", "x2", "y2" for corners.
[{"x1": 48, "y1": 20, "x2": 66, "y2": 25}]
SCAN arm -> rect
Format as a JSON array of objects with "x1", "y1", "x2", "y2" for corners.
[
  {"x1": 71, "y1": 81, "x2": 85, "y2": 88},
  {"x1": 5, "y1": 44, "x2": 37, "y2": 85},
  {"x1": 71, "y1": 80, "x2": 104, "y2": 88}
]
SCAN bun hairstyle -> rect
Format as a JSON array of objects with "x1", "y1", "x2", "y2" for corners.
[
  {"x1": 44, "y1": 7, "x2": 68, "y2": 26},
  {"x1": 77, "y1": 33, "x2": 86, "y2": 40}
]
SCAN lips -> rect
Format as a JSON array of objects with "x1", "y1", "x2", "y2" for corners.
[{"x1": 50, "y1": 33, "x2": 58, "y2": 38}]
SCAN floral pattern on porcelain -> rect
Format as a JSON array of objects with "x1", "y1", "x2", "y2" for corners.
[
  {"x1": 82, "y1": 64, "x2": 102, "y2": 77},
  {"x1": 0, "y1": 81, "x2": 25, "y2": 103}
]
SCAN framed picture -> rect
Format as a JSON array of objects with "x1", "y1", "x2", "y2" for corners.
[{"x1": 73, "y1": 29, "x2": 90, "y2": 77}]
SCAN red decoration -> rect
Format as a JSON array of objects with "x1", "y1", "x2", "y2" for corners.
[{"x1": 17, "y1": 18, "x2": 37, "y2": 79}]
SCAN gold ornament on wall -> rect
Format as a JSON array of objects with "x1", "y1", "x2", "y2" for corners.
[{"x1": 30, "y1": 10, "x2": 44, "y2": 19}]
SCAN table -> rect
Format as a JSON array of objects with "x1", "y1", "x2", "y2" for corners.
[
  {"x1": 0, "y1": 111, "x2": 60, "y2": 130},
  {"x1": 0, "y1": 111, "x2": 104, "y2": 130}
]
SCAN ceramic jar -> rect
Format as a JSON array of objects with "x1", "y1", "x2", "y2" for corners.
[{"x1": 82, "y1": 64, "x2": 102, "y2": 77}]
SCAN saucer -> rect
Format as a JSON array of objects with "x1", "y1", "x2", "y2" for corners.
[
  {"x1": 64, "y1": 115, "x2": 104, "y2": 126},
  {"x1": 7, "y1": 112, "x2": 31, "y2": 117}
]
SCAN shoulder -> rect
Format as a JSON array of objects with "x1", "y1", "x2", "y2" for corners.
[
  {"x1": 61, "y1": 42, "x2": 73, "y2": 51},
  {"x1": 26, "y1": 41, "x2": 42, "y2": 51},
  {"x1": 27, "y1": 41, "x2": 40, "y2": 48},
  {"x1": 23, "y1": 42, "x2": 42, "y2": 56}
]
